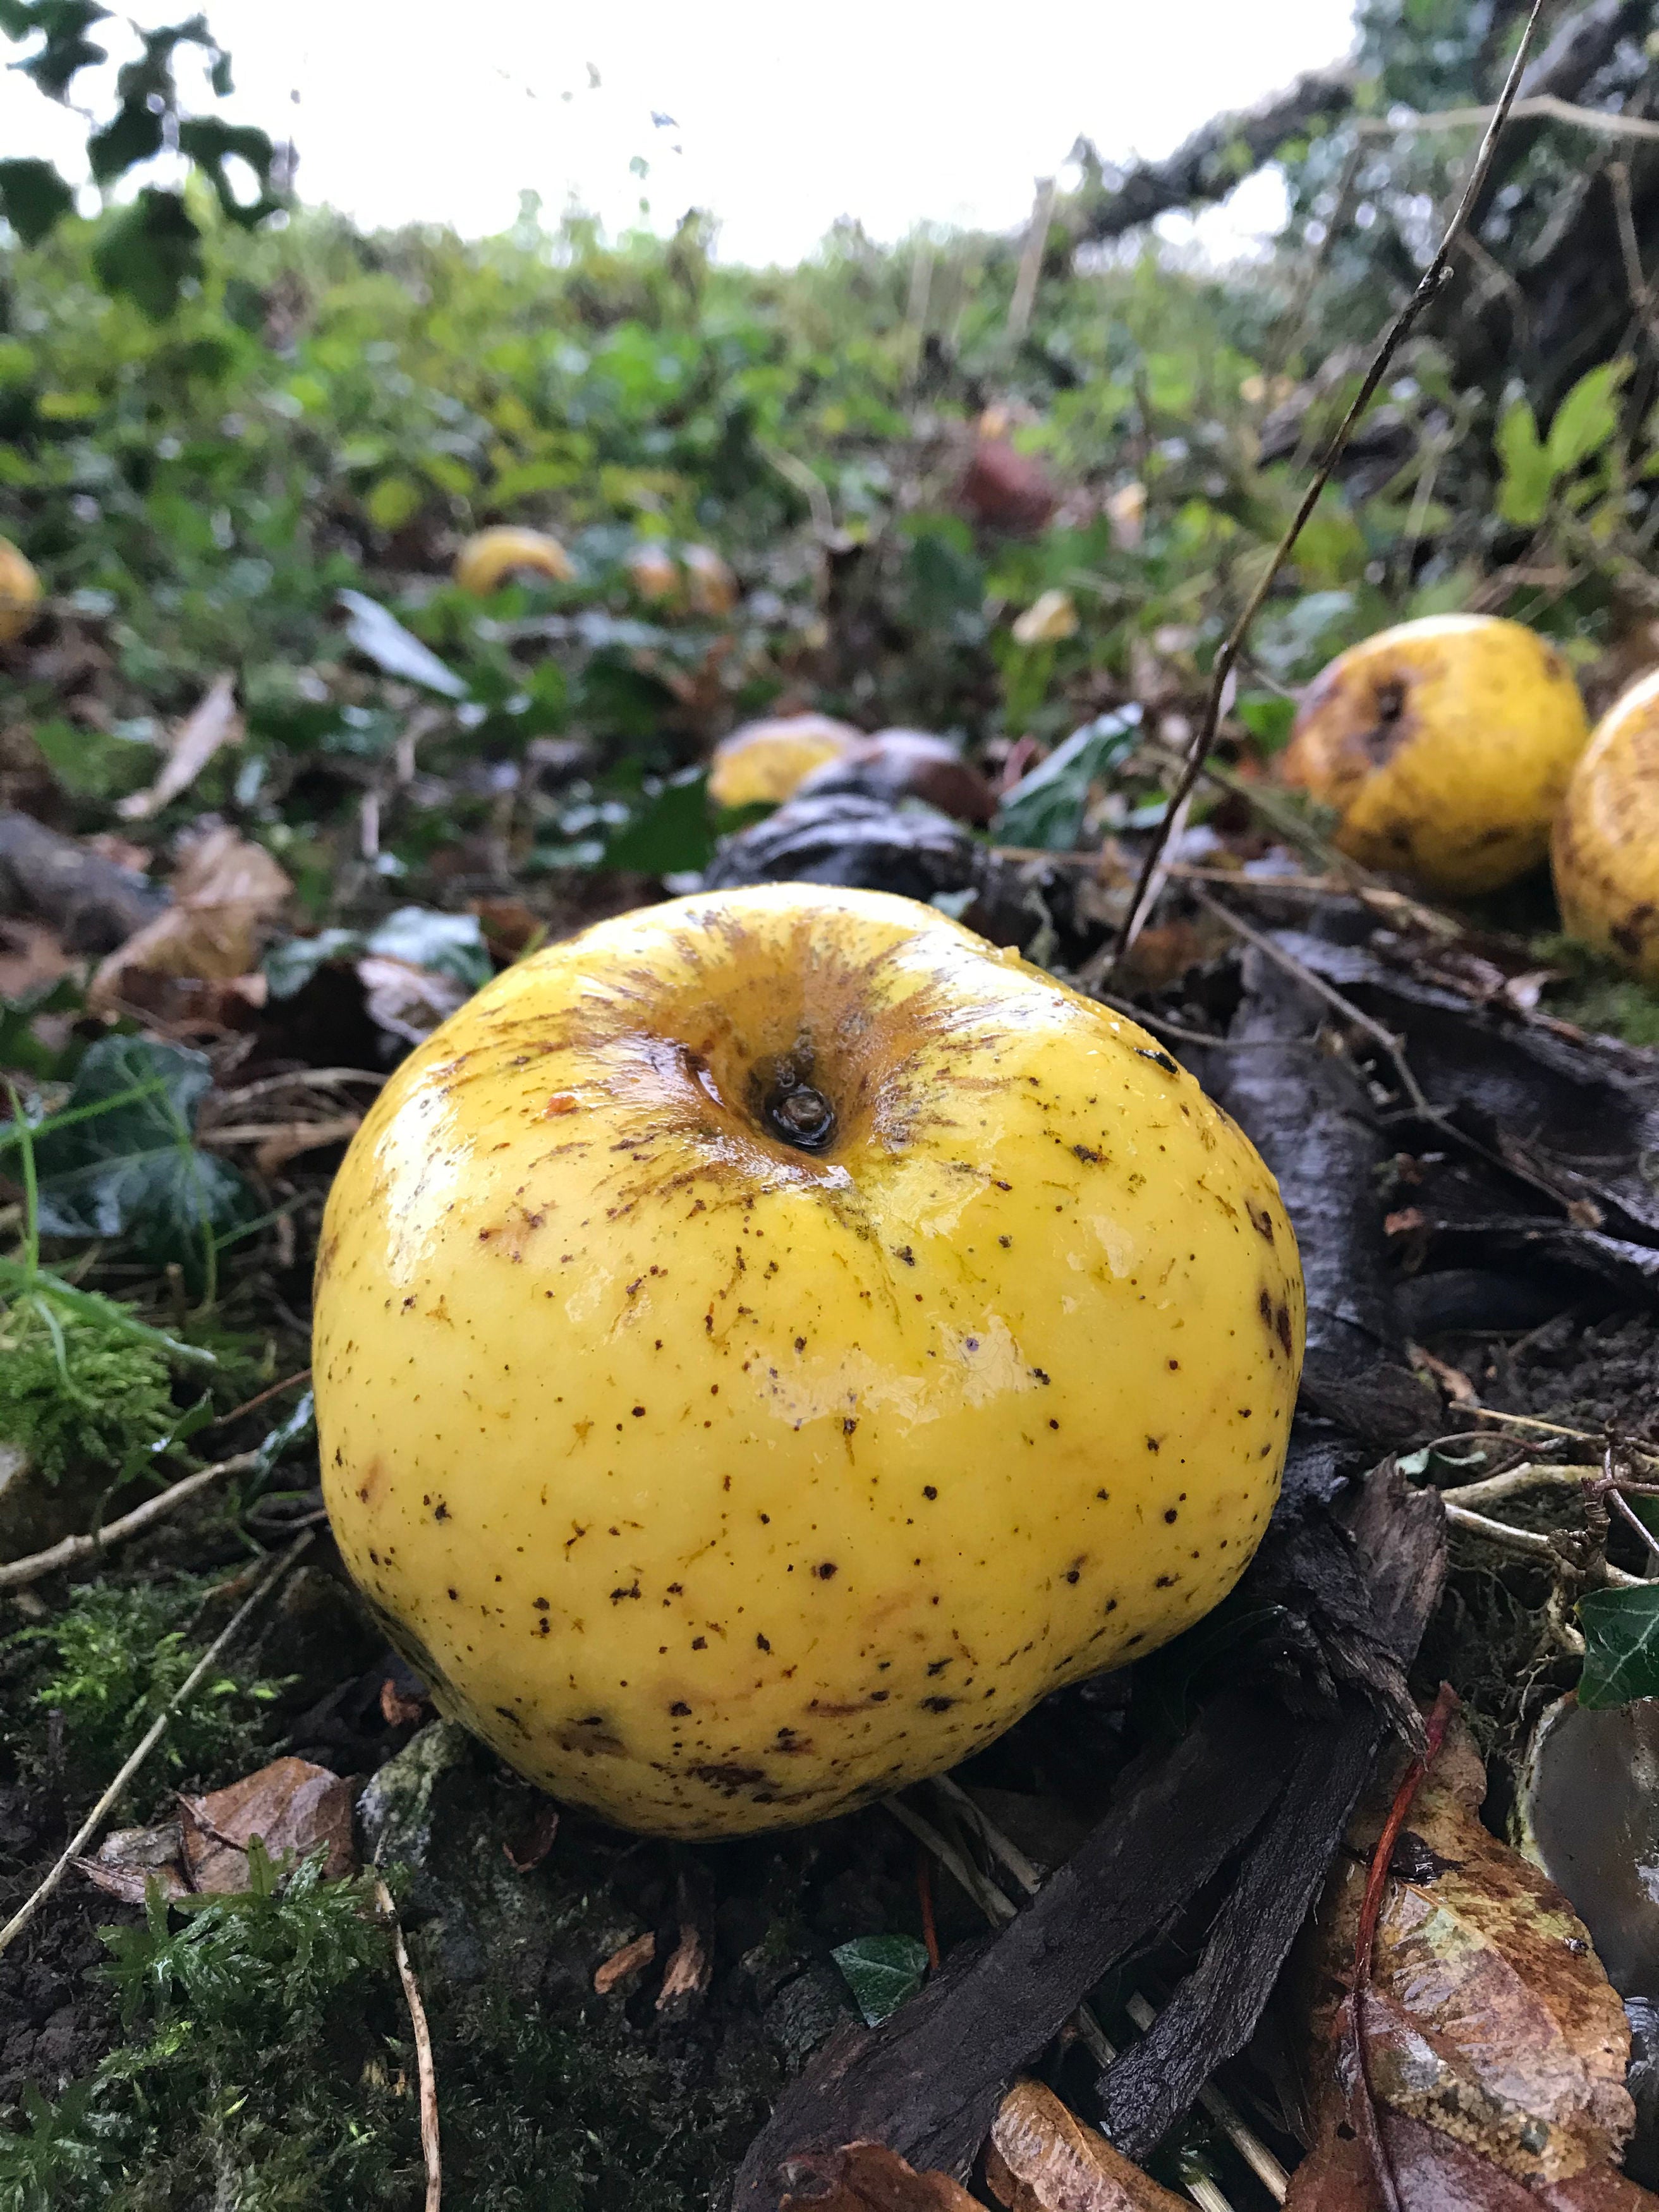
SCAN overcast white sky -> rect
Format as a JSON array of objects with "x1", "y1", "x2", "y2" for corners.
[{"x1": 2, "y1": 1, "x2": 1358, "y2": 265}]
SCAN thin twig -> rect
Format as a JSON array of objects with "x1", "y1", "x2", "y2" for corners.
[
  {"x1": 211, "y1": 1368, "x2": 312, "y2": 1430},
  {"x1": 1356, "y1": 94, "x2": 1659, "y2": 145},
  {"x1": 1345, "y1": 1684, "x2": 1457, "y2": 2212},
  {"x1": 1112, "y1": 1, "x2": 1545, "y2": 968},
  {"x1": 1188, "y1": 888, "x2": 1434, "y2": 1117},
  {"x1": 0, "y1": 1532, "x2": 312, "y2": 1957},
  {"x1": 883, "y1": 1796, "x2": 1015, "y2": 1924},
  {"x1": 1609, "y1": 162, "x2": 1659, "y2": 359},
  {"x1": 1442, "y1": 1500, "x2": 1643, "y2": 1586},
  {"x1": 1438, "y1": 1462, "x2": 1598, "y2": 1509},
  {"x1": 375, "y1": 1874, "x2": 442, "y2": 2212},
  {"x1": 0, "y1": 1451, "x2": 260, "y2": 1592},
  {"x1": 1090, "y1": 993, "x2": 1307, "y2": 1053},
  {"x1": 209, "y1": 1067, "x2": 385, "y2": 1114}
]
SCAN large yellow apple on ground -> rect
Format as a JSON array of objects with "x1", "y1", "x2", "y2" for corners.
[
  {"x1": 1553, "y1": 667, "x2": 1659, "y2": 981},
  {"x1": 315, "y1": 885, "x2": 1303, "y2": 1837},
  {"x1": 1281, "y1": 612, "x2": 1589, "y2": 895}
]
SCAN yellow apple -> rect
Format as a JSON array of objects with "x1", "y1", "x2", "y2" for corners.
[
  {"x1": 315, "y1": 885, "x2": 1303, "y2": 1837},
  {"x1": 453, "y1": 526, "x2": 574, "y2": 594},
  {"x1": 1281, "y1": 613, "x2": 1589, "y2": 895},
  {"x1": 0, "y1": 537, "x2": 41, "y2": 645},
  {"x1": 707, "y1": 713, "x2": 863, "y2": 809},
  {"x1": 1553, "y1": 667, "x2": 1659, "y2": 981}
]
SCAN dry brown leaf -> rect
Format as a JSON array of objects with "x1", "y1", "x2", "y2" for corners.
[
  {"x1": 76, "y1": 1756, "x2": 354, "y2": 1902},
  {"x1": 1285, "y1": 2105, "x2": 1659, "y2": 2211},
  {"x1": 75, "y1": 1819, "x2": 191, "y2": 1905},
  {"x1": 777, "y1": 2140, "x2": 980, "y2": 2212},
  {"x1": 117, "y1": 671, "x2": 242, "y2": 820},
  {"x1": 987, "y1": 2079, "x2": 1188, "y2": 2212},
  {"x1": 1291, "y1": 1719, "x2": 1649, "y2": 2209},
  {"x1": 178, "y1": 1756, "x2": 355, "y2": 1892},
  {"x1": 88, "y1": 825, "x2": 291, "y2": 1014},
  {"x1": 502, "y1": 1801, "x2": 559, "y2": 1874},
  {"x1": 594, "y1": 1929, "x2": 655, "y2": 1995}
]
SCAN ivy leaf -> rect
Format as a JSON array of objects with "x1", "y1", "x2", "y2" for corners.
[
  {"x1": 831, "y1": 1934, "x2": 930, "y2": 2027},
  {"x1": 87, "y1": 97, "x2": 163, "y2": 183},
  {"x1": 5, "y1": 0, "x2": 108, "y2": 100},
  {"x1": 0, "y1": 155, "x2": 75, "y2": 245},
  {"x1": 363, "y1": 908, "x2": 492, "y2": 990},
  {"x1": 603, "y1": 770, "x2": 715, "y2": 875},
  {"x1": 1577, "y1": 1584, "x2": 1659, "y2": 1708},
  {"x1": 993, "y1": 707, "x2": 1141, "y2": 851},
  {"x1": 176, "y1": 116, "x2": 281, "y2": 228},
  {"x1": 23, "y1": 1035, "x2": 257, "y2": 1267},
  {"x1": 261, "y1": 909, "x2": 492, "y2": 999},
  {"x1": 337, "y1": 590, "x2": 468, "y2": 698},
  {"x1": 92, "y1": 188, "x2": 201, "y2": 320}
]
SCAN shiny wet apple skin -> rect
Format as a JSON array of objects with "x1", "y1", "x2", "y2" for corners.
[{"x1": 315, "y1": 884, "x2": 1303, "y2": 1837}]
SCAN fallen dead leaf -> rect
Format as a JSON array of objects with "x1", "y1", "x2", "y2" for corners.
[
  {"x1": 1407, "y1": 1344, "x2": 1481, "y2": 1409},
  {"x1": 987, "y1": 2079, "x2": 1188, "y2": 2211},
  {"x1": 76, "y1": 1756, "x2": 355, "y2": 1902},
  {"x1": 88, "y1": 825, "x2": 291, "y2": 1016},
  {"x1": 117, "y1": 671, "x2": 242, "y2": 820},
  {"x1": 1291, "y1": 1715, "x2": 1646, "y2": 2208},
  {"x1": 594, "y1": 1929, "x2": 656, "y2": 1995},
  {"x1": 356, "y1": 952, "x2": 468, "y2": 1045},
  {"x1": 178, "y1": 1756, "x2": 355, "y2": 1892},
  {"x1": 777, "y1": 2141, "x2": 980, "y2": 2212}
]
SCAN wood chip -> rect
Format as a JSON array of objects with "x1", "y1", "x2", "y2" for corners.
[{"x1": 593, "y1": 1929, "x2": 656, "y2": 1995}]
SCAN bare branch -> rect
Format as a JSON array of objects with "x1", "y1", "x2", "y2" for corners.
[{"x1": 1111, "y1": 1, "x2": 1547, "y2": 971}]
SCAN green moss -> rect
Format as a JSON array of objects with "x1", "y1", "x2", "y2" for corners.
[
  {"x1": 1533, "y1": 935, "x2": 1659, "y2": 1048},
  {"x1": 0, "y1": 1299, "x2": 178, "y2": 1488},
  {"x1": 3, "y1": 1577, "x2": 289, "y2": 1795}
]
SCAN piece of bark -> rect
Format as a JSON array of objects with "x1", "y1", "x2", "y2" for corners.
[
  {"x1": 1097, "y1": 1467, "x2": 1446, "y2": 2159},
  {"x1": 0, "y1": 810, "x2": 166, "y2": 951},
  {"x1": 1206, "y1": 940, "x2": 1400, "y2": 1377},
  {"x1": 703, "y1": 793, "x2": 978, "y2": 903},
  {"x1": 732, "y1": 1689, "x2": 1306, "y2": 2208}
]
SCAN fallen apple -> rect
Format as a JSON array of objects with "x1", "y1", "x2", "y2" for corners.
[
  {"x1": 1553, "y1": 667, "x2": 1659, "y2": 981},
  {"x1": 1281, "y1": 612, "x2": 1589, "y2": 895},
  {"x1": 707, "y1": 713, "x2": 864, "y2": 809},
  {"x1": 0, "y1": 536, "x2": 41, "y2": 645},
  {"x1": 315, "y1": 885, "x2": 1303, "y2": 1837},
  {"x1": 453, "y1": 526, "x2": 574, "y2": 595}
]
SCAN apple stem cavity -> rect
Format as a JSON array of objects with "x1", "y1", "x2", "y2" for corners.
[{"x1": 765, "y1": 1071, "x2": 837, "y2": 1152}]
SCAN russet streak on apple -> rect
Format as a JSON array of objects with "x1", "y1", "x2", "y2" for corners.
[{"x1": 315, "y1": 884, "x2": 1304, "y2": 1837}]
